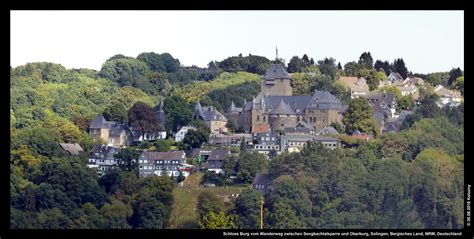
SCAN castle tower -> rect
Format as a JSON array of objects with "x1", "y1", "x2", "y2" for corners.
[{"x1": 261, "y1": 63, "x2": 292, "y2": 96}]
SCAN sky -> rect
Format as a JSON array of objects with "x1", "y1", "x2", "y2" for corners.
[{"x1": 11, "y1": 11, "x2": 463, "y2": 74}]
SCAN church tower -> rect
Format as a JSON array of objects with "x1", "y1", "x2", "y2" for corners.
[{"x1": 261, "y1": 49, "x2": 292, "y2": 96}]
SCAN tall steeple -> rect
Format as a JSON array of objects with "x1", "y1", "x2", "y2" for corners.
[
  {"x1": 275, "y1": 46, "x2": 279, "y2": 61},
  {"x1": 194, "y1": 100, "x2": 203, "y2": 118}
]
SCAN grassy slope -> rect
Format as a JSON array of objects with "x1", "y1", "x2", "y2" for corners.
[{"x1": 168, "y1": 172, "x2": 247, "y2": 229}]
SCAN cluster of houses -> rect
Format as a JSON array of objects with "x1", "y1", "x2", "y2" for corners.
[{"x1": 79, "y1": 62, "x2": 463, "y2": 186}]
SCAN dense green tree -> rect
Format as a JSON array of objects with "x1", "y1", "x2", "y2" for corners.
[
  {"x1": 103, "y1": 101, "x2": 128, "y2": 124},
  {"x1": 330, "y1": 122, "x2": 344, "y2": 134},
  {"x1": 287, "y1": 56, "x2": 304, "y2": 73},
  {"x1": 374, "y1": 60, "x2": 390, "y2": 75},
  {"x1": 154, "y1": 139, "x2": 172, "y2": 152},
  {"x1": 163, "y1": 95, "x2": 193, "y2": 132},
  {"x1": 452, "y1": 76, "x2": 464, "y2": 95},
  {"x1": 180, "y1": 129, "x2": 209, "y2": 149},
  {"x1": 358, "y1": 52, "x2": 373, "y2": 69},
  {"x1": 99, "y1": 58, "x2": 150, "y2": 87},
  {"x1": 100, "y1": 199, "x2": 133, "y2": 229},
  {"x1": 114, "y1": 147, "x2": 140, "y2": 173},
  {"x1": 448, "y1": 68, "x2": 463, "y2": 86},
  {"x1": 357, "y1": 68, "x2": 379, "y2": 91},
  {"x1": 317, "y1": 58, "x2": 338, "y2": 79},
  {"x1": 342, "y1": 97, "x2": 377, "y2": 135},
  {"x1": 197, "y1": 190, "x2": 224, "y2": 220},
  {"x1": 128, "y1": 102, "x2": 163, "y2": 139},
  {"x1": 236, "y1": 152, "x2": 268, "y2": 184},
  {"x1": 390, "y1": 58, "x2": 409, "y2": 79},
  {"x1": 233, "y1": 188, "x2": 261, "y2": 229},
  {"x1": 344, "y1": 61, "x2": 361, "y2": 76},
  {"x1": 398, "y1": 95, "x2": 415, "y2": 111},
  {"x1": 200, "y1": 211, "x2": 236, "y2": 229}
]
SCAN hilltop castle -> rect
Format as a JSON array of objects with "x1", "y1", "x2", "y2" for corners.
[{"x1": 226, "y1": 63, "x2": 343, "y2": 133}]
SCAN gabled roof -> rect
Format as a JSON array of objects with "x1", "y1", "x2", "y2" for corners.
[
  {"x1": 90, "y1": 116, "x2": 107, "y2": 129},
  {"x1": 252, "y1": 124, "x2": 270, "y2": 133},
  {"x1": 208, "y1": 149, "x2": 230, "y2": 161},
  {"x1": 263, "y1": 64, "x2": 291, "y2": 80},
  {"x1": 89, "y1": 144, "x2": 121, "y2": 157},
  {"x1": 142, "y1": 151, "x2": 185, "y2": 161},
  {"x1": 338, "y1": 77, "x2": 369, "y2": 92},
  {"x1": 318, "y1": 126, "x2": 339, "y2": 135},
  {"x1": 228, "y1": 101, "x2": 242, "y2": 113},
  {"x1": 59, "y1": 143, "x2": 84, "y2": 155},
  {"x1": 269, "y1": 98, "x2": 296, "y2": 115},
  {"x1": 265, "y1": 96, "x2": 312, "y2": 113},
  {"x1": 306, "y1": 90, "x2": 342, "y2": 110},
  {"x1": 383, "y1": 121, "x2": 400, "y2": 132},
  {"x1": 389, "y1": 72, "x2": 403, "y2": 81},
  {"x1": 200, "y1": 106, "x2": 227, "y2": 121},
  {"x1": 284, "y1": 127, "x2": 312, "y2": 135}
]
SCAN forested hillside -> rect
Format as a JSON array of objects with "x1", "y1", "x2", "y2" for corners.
[{"x1": 10, "y1": 51, "x2": 464, "y2": 229}]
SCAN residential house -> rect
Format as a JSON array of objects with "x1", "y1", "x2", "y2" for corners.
[
  {"x1": 252, "y1": 131, "x2": 281, "y2": 155},
  {"x1": 377, "y1": 80, "x2": 392, "y2": 89},
  {"x1": 174, "y1": 126, "x2": 197, "y2": 142},
  {"x1": 382, "y1": 120, "x2": 400, "y2": 134},
  {"x1": 87, "y1": 144, "x2": 122, "y2": 177},
  {"x1": 403, "y1": 76, "x2": 425, "y2": 86},
  {"x1": 317, "y1": 126, "x2": 339, "y2": 135},
  {"x1": 59, "y1": 143, "x2": 84, "y2": 156},
  {"x1": 388, "y1": 72, "x2": 404, "y2": 86},
  {"x1": 89, "y1": 116, "x2": 132, "y2": 147},
  {"x1": 138, "y1": 151, "x2": 189, "y2": 178},
  {"x1": 252, "y1": 173, "x2": 273, "y2": 194},
  {"x1": 280, "y1": 134, "x2": 339, "y2": 153},
  {"x1": 194, "y1": 101, "x2": 228, "y2": 135},
  {"x1": 434, "y1": 85, "x2": 463, "y2": 107},
  {"x1": 338, "y1": 77, "x2": 370, "y2": 98},
  {"x1": 398, "y1": 84, "x2": 418, "y2": 96},
  {"x1": 209, "y1": 133, "x2": 252, "y2": 147},
  {"x1": 284, "y1": 121, "x2": 314, "y2": 135},
  {"x1": 365, "y1": 92, "x2": 397, "y2": 118},
  {"x1": 207, "y1": 149, "x2": 231, "y2": 174}
]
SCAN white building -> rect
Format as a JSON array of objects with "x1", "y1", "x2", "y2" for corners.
[{"x1": 174, "y1": 126, "x2": 197, "y2": 142}]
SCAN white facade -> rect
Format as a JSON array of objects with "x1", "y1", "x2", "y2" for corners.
[{"x1": 174, "y1": 126, "x2": 197, "y2": 142}]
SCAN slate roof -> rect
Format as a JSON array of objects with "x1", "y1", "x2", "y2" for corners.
[
  {"x1": 59, "y1": 143, "x2": 84, "y2": 155},
  {"x1": 89, "y1": 144, "x2": 121, "y2": 158},
  {"x1": 228, "y1": 101, "x2": 243, "y2": 113},
  {"x1": 389, "y1": 72, "x2": 403, "y2": 81},
  {"x1": 318, "y1": 126, "x2": 339, "y2": 135},
  {"x1": 263, "y1": 64, "x2": 291, "y2": 80},
  {"x1": 284, "y1": 127, "x2": 312, "y2": 135},
  {"x1": 269, "y1": 98, "x2": 296, "y2": 115},
  {"x1": 90, "y1": 116, "x2": 107, "y2": 129},
  {"x1": 383, "y1": 121, "x2": 400, "y2": 132},
  {"x1": 265, "y1": 96, "x2": 312, "y2": 113},
  {"x1": 208, "y1": 149, "x2": 230, "y2": 161},
  {"x1": 306, "y1": 90, "x2": 342, "y2": 110},
  {"x1": 109, "y1": 123, "x2": 128, "y2": 136},
  {"x1": 142, "y1": 151, "x2": 185, "y2": 161},
  {"x1": 313, "y1": 135, "x2": 340, "y2": 142}
]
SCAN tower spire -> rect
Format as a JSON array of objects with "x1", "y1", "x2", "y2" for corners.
[{"x1": 275, "y1": 46, "x2": 278, "y2": 61}]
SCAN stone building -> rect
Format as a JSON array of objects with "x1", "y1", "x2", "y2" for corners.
[{"x1": 228, "y1": 63, "x2": 343, "y2": 133}]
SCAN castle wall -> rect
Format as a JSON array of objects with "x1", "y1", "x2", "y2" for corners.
[
  {"x1": 269, "y1": 115, "x2": 297, "y2": 131},
  {"x1": 261, "y1": 79, "x2": 292, "y2": 96}
]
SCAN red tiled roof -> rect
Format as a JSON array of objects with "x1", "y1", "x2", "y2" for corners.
[{"x1": 251, "y1": 124, "x2": 270, "y2": 133}]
